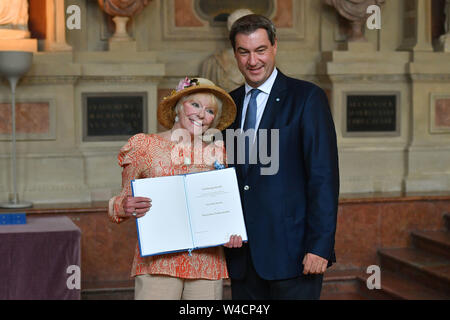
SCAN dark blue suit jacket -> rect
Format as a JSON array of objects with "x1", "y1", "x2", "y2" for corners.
[{"x1": 224, "y1": 70, "x2": 339, "y2": 280}]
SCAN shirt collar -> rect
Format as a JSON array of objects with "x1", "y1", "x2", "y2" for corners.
[{"x1": 244, "y1": 68, "x2": 278, "y2": 96}]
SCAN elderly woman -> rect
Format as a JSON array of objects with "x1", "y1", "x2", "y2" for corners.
[{"x1": 108, "y1": 77, "x2": 242, "y2": 300}]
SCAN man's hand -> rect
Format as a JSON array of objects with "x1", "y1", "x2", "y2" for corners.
[
  {"x1": 302, "y1": 253, "x2": 328, "y2": 275},
  {"x1": 224, "y1": 235, "x2": 243, "y2": 248}
]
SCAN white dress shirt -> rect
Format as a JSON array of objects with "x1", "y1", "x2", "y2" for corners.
[{"x1": 240, "y1": 68, "x2": 278, "y2": 132}]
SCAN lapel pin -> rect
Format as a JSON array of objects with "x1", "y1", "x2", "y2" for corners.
[{"x1": 276, "y1": 98, "x2": 280, "y2": 102}]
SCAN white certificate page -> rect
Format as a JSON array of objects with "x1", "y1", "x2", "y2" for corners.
[
  {"x1": 132, "y1": 175, "x2": 194, "y2": 257},
  {"x1": 185, "y1": 168, "x2": 248, "y2": 248}
]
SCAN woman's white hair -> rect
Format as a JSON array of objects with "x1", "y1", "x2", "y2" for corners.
[{"x1": 175, "y1": 92, "x2": 223, "y2": 128}]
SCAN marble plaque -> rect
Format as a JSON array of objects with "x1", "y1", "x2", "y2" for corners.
[
  {"x1": 343, "y1": 92, "x2": 400, "y2": 137},
  {"x1": 82, "y1": 92, "x2": 147, "y2": 141}
]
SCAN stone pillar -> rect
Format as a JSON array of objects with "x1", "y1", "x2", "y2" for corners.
[
  {"x1": 404, "y1": 0, "x2": 450, "y2": 192},
  {"x1": 44, "y1": 0, "x2": 72, "y2": 51},
  {"x1": 318, "y1": 49, "x2": 411, "y2": 193},
  {"x1": 398, "y1": 0, "x2": 433, "y2": 52},
  {"x1": 414, "y1": 0, "x2": 433, "y2": 51}
]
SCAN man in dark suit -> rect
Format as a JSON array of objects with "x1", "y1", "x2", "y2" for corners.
[{"x1": 223, "y1": 14, "x2": 340, "y2": 300}]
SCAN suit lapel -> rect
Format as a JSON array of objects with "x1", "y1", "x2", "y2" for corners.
[
  {"x1": 257, "y1": 70, "x2": 288, "y2": 131},
  {"x1": 243, "y1": 70, "x2": 288, "y2": 178},
  {"x1": 231, "y1": 71, "x2": 288, "y2": 179}
]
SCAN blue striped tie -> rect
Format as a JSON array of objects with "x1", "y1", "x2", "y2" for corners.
[{"x1": 242, "y1": 89, "x2": 261, "y2": 174}]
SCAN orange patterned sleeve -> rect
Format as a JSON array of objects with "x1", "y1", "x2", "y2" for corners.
[{"x1": 108, "y1": 133, "x2": 148, "y2": 224}]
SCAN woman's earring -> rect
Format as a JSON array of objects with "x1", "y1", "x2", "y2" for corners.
[{"x1": 175, "y1": 115, "x2": 179, "y2": 122}]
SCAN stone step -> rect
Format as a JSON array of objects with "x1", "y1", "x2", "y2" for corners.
[
  {"x1": 412, "y1": 230, "x2": 450, "y2": 259},
  {"x1": 81, "y1": 280, "x2": 134, "y2": 300},
  {"x1": 81, "y1": 287, "x2": 134, "y2": 300},
  {"x1": 81, "y1": 281, "x2": 232, "y2": 300},
  {"x1": 320, "y1": 292, "x2": 369, "y2": 300},
  {"x1": 321, "y1": 269, "x2": 376, "y2": 300},
  {"x1": 357, "y1": 270, "x2": 450, "y2": 300},
  {"x1": 379, "y1": 248, "x2": 450, "y2": 295}
]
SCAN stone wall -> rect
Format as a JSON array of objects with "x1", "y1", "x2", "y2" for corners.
[{"x1": 0, "y1": 0, "x2": 449, "y2": 204}]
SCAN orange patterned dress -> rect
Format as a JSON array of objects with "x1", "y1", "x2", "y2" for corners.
[{"x1": 108, "y1": 133, "x2": 229, "y2": 280}]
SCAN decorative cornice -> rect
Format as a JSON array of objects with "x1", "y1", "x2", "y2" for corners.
[
  {"x1": 20, "y1": 76, "x2": 79, "y2": 85},
  {"x1": 410, "y1": 74, "x2": 450, "y2": 82},
  {"x1": 325, "y1": 74, "x2": 410, "y2": 83},
  {"x1": 79, "y1": 75, "x2": 162, "y2": 83},
  {"x1": 13, "y1": 75, "x2": 164, "y2": 85}
]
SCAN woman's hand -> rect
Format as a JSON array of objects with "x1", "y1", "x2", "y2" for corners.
[
  {"x1": 122, "y1": 195, "x2": 152, "y2": 218},
  {"x1": 224, "y1": 235, "x2": 243, "y2": 248}
]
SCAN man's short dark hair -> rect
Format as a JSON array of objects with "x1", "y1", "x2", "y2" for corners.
[{"x1": 229, "y1": 14, "x2": 277, "y2": 51}]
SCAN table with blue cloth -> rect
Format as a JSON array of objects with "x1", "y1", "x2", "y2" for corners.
[{"x1": 0, "y1": 216, "x2": 81, "y2": 300}]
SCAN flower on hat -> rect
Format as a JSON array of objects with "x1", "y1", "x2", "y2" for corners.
[
  {"x1": 176, "y1": 77, "x2": 191, "y2": 92},
  {"x1": 176, "y1": 77, "x2": 200, "y2": 92}
]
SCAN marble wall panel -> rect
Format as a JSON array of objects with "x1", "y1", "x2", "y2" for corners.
[
  {"x1": 334, "y1": 204, "x2": 381, "y2": 269},
  {"x1": 0, "y1": 102, "x2": 50, "y2": 134},
  {"x1": 175, "y1": 0, "x2": 204, "y2": 27},
  {"x1": 378, "y1": 202, "x2": 443, "y2": 248},
  {"x1": 435, "y1": 98, "x2": 450, "y2": 128}
]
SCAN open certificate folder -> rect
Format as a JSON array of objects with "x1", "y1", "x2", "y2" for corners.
[{"x1": 131, "y1": 168, "x2": 248, "y2": 257}]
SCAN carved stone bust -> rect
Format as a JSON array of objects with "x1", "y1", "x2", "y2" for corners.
[
  {"x1": 325, "y1": 0, "x2": 385, "y2": 42},
  {"x1": 97, "y1": 0, "x2": 150, "y2": 17},
  {"x1": 201, "y1": 9, "x2": 254, "y2": 92},
  {"x1": 98, "y1": 0, "x2": 151, "y2": 42},
  {"x1": 0, "y1": 0, "x2": 30, "y2": 39}
]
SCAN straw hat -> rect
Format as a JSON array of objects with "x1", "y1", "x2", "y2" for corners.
[{"x1": 157, "y1": 77, "x2": 237, "y2": 131}]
